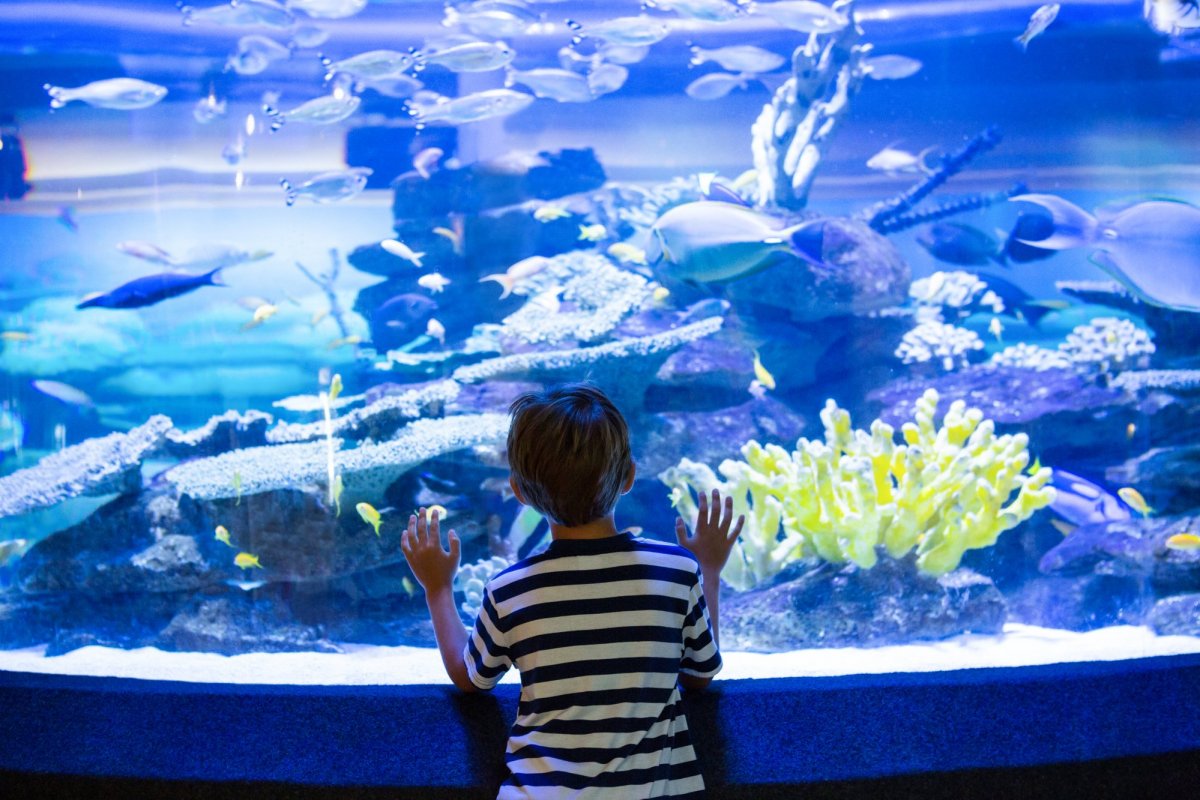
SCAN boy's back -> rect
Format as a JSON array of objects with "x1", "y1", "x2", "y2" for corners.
[{"x1": 467, "y1": 531, "x2": 721, "y2": 799}]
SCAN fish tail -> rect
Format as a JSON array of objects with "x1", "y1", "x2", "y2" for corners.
[
  {"x1": 179, "y1": 5, "x2": 196, "y2": 26},
  {"x1": 320, "y1": 54, "x2": 334, "y2": 82},
  {"x1": 787, "y1": 219, "x2": 826, "y2": 268},
  {"x1": 479, "y1": 274, "x2": 514, "y2": 299},
  {"x1": 44, "y1": 84, "x2": 68, "y2": 109},
  {"x1": 916, "y1": 145, "x2": 941, "y2": 176},
  {"x1": 1014, "y1": 34, "x2": 1030, "y2": 51},
  {"x1": 1010, "y1": 193, "x2": 1098, "y2": 249},
  {"x1": 263, "y1": 104, "x2": 284, "y2": 132},
  {"x1": 280, "y1": 178, "x2": 298, "y2": 206},
  {"x1": 205, "y1": 268, "x2": 226, "y2": 286}
]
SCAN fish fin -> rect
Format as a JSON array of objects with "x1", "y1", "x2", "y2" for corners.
[
  {"x1": 1018, "y1": 302, "x2": 1054, "y2": 327},
  {"x1": 787, "y1": 220, "x2": 826, "y2": 267},
  {"x1": 916, "y1": 145, "x2": 941, "y2": 176},
  {"x1": 480, "y1": 274, "x2": 514, "y2": 299},
  {"x1": 1011, "y1": 194, "x2": 1097, "y2": 249},
  {"x1": 503, "y1": 67, "x2": 517, "y2": 88},
  {"x1": 76, "y1": 292, "x2": 104, "y2": 309},
  {"x1": 280, "y1": 178, "x2": 297, "y2": 206}
]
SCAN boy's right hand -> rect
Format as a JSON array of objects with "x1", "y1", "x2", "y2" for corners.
[{"x1": 675, "y1": 488, "x2": 744, "y2": 576}]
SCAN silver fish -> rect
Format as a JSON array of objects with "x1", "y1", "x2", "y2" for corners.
[
  {"x1": 421, "y1": 41, "x2": 515, "y2": 72},
  {"x1": 32, "y1": 380, "x2": 94, "y2": 407},
  {"x1": 598, "y1": 42, "x2": 652, "y2": 64},
  {"x1": 193, "y1": 94, "x2": 227, "y2": 123},
  {"x1": 506, "y1": 67, "x2": 593, "y2": 102},
  {"x1": 264, "y1": 92, "x2": 360, "y2": 130},
  {"x1": 290, "y1": 24, "x2": 330, "y2": 48},
  {"x1": 648, "y1": 201, "x2": 826, "y2": 284},
  {"x1": 588, "y1": 62, "x2": 628, "y2": 96},
  {"x1": 1015, "y1": 4, "x2": 1060, "y2": 51},
  {"x1": 287, "y1": 0, "x2": 367, "y2": 19},
  {"x1": 863, "y1": 54, "x2": 923, "y2": 80},
  {"x1": 325, "y1": 50, "x2": 416, "y2": 83},
  {"x1": 444, "y1": 3, "x2": 540, "y2": 38},
  {"x1": 228, "y1": 34, "x2": 292, "y2": 75},
  {"x1": 646, "y1": 0, "x2": 743, "y2": 22},
  {"x1": 689, "y1": 45, "x2": 784, "y2": 73},
  {"x1": 751, "y1": 1, "x2": 849, "y2": 33},
  {"x1": 407, "y1": 88, "x2": 534, "y2": 125},
  {"x1": 580, "y1": 15, "x2": 672, "y2": 46},
  {"x1": 181, "y1": 0, "x2": 294, "y2": 27},
  {"x1": 685, "y1": 72, "x2": 751, "y2": 101},
  {"x1": 45, "y1": 78, "x2": 167, "y2": 110},
  {"x1": 281, "y1": 167, "x2": 372, "y2": 205}
]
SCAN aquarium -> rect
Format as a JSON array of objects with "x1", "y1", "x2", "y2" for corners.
[{"x1": 1, "y1": 0, "x2": 1199, "y2": 687}]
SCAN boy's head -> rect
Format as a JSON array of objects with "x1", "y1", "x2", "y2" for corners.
[{"x1": 506, "y1": 382, "x2": 633, "y2": 527}]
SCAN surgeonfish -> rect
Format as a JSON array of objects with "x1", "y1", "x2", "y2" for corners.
[
  {"x1": 685, "y1": 72, "x2": 753, "y2": 101},
  {"x1": 407, "y1": 89, "x2": 534, "y2": 125},
  {"x1": 77, "y1": 268, "x2": 226, "y2": 309},
  {"x1": 751, "y1": 1, "x2": 850, "y2": 33},
  {"x1": 287, "y1": 0, "x2": 367, "y2": 19},
  {"x1": 863, "y1": 54, "x2": 924, "y2": 80},
  {"x1": 32, "y1": 379, "x2": 94, "y2": 407},
  {"x1": 1117, "y1": 487, "x2": 1155, "y2": 517},
  {"x1": 263, "y1": 92, "x2": 361, "y2": 130},
  {"x1": 381, "y1": 238, "x2": 425, "y2": 266},
  {"x1": 480, "y1": 256, "x2": 554, "y2": 298},
  {"x1": 234, "y1": 552, "x2": 264, "y2": 569},
  {"x1": 421, "y1": 41, "x2": 515, "y2": 73},
  {"x1": 1004, "y1": 209, "x2": 1059, "y2": 263},
  {"x1": 281, "y1": 168, "x2": 372, "y2": 205},
  {"x1": 1047, "y1": 468, "x2": 1131, "y2": 526},
  {"x1": 646, "y1": 201, "x2": 827, "y2": 284},
  {"x1": 181, "y1": 0, "x2": 293, "y2": 28},
  {"x1": 505, "y1": 67, "x2": 593, "y2": 103},
  {"x1": 45, "y1": 78, "x2": 167, "y2": 110},
  {"x1": 1010, "y1": 194, "x2": 1200, "y2": 311},
  {"x1": 689, "y1": 45, "x2": 785, "y2": 73},
  {"x1": 1015, "y1": 4, "x2": 1060, "y2": 51},
  {"x1": 357, "y1": 502, "x2": 383, "y2": 536}
]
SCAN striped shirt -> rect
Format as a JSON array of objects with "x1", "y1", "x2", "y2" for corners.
[{"x1": 465, "y1": 531, "x2": 722, "y2": 799}]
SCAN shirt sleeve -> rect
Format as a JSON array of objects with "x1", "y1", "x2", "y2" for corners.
[
  {"x1": 680, "y1": 568, "x2": 722, "y2": 678},
  {"x1": 463, "y1": 585, "x2": 512, "y2": 690}
]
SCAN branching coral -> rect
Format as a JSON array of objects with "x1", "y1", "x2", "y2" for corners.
[
  {"x1": 1058, "y1": 316, "x2": 1155, "y2": 375},
  {"x1": 909, "y1": 271, "x2": 1005, "y2": 320},
  {"x1": 895, "y1": 320, "x2": 984, "y2": 371},
  {"x1": 660, "y1": 389, "x2": 1055, "y2": 591},
  {"x1": 988, "y1": 342, "x2": 1072, "y2": 372}
]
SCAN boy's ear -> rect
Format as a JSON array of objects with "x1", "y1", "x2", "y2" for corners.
[
  {"x1": 621, "y1": 460, "x2": 636, "y2": 494},
  {"x1": 509, "y1": 475, "x2": 528, "y2": 505}
]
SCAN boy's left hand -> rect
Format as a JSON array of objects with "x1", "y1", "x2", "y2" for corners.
[{"x1": 401, "y1": 507, "x2": 460, "y2": 594}]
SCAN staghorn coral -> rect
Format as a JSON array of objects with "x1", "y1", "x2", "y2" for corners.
[
  {"x1": 266, "y1": 380, "x2": 461, "y2": 444},
  {"x1": 0, "y1": 416, "x2": 173, "y2": 519},
  {"x1": 895, "y1": 320, "x2": 984, "y2": 371},
  {"x1": 988, "y1": 342, "x2": 1072, "y2": 372},
  {"x1": 660, "y1": 389, "x2": 1055, "y2": 591},
  {"x1": 1059, "y1": 316, "x2": 1155, "y2": 375},
  {"x1": 751, "y1": 0, "x2": 866, "y2": 209}
]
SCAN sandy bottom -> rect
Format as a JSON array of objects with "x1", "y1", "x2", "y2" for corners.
[{"x1": 1, "y1": 624, "x2": 1198, "y2": 686}]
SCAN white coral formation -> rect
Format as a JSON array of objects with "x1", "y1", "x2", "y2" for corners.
[
  {"x1": 909, "y1": 270, "x2": 1004, "y2": 319},
  {"x1": 1112, "y1": 369, "x2": 1200, "y2": 393},
  {"x1": 454, "y1": 555, "x2": 511, "y2": 620},
  {"x1": 895, "y1": 320, "x2": 984, "y2": 371},
  {"x1": 498, "y1": 251, "x2": 651, "y2": 346},
  {"x1": 0, "y1": 416, "x2": 174, "y2": 519},
  {"x1": 266, "y1": 380, "x2": 461, "y2": 444},
  {"x1": 988, "y1": 342, "x2": 1072, "y2": 372},
  {"x1": 1059, "y1": 316, "x2": 1155, "y2": 374}
]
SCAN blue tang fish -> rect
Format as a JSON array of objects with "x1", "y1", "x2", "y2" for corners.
[
  {"x1": 1011, "y1": 193, "x2": 1200, "y2": 311},
  {"x1": 1048, "y1": 468, "x2": 1131, "y2": 526},
  {"x1": 647, "y1": 201, "x2": 826, "y2": 284},
  {"x1": 77, "y1": 268, "x2": 225, "y2": 309}
]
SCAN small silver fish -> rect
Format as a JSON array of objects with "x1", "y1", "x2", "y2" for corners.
[
  {"x1": 193, "y1": 94, "x2": 227, "y2": 123},
  {"x1": 1015, "y1": 4, "x2": 1060, "y2": 51},
  {"x1": 863, "y1": 54, "x2": 924, "y2": 80},
  {"x1": 280, "y1": 167, "x2": 372, "y2": 205},
  {"x1": 866, "y1": 143, "x2": 938, "y2": 175},
  {"x1": 751, "y1": 1, "x2": 849, "y2": 33},
  {"x1": 228, "y1": 34, "x2": 291, "y2": 76},
  {"x1": 588, "y1": 63, "x2": 629, "y2": 96},
  {"x1": 647, "y1": 0, "x2": 743, "y2": 23},
  {"x1": 181, "y1": 0, "x2": 293, "y2": 28},
  {"x1": 264, "y1": 92, "x2": 361, "y2": 130},
  {"x1": 324, "y1": 50, "x2": 416, "y2": 83},
  {"x1": 421, "y1": 41, "x2": 515, "y2": 73},
  {"x1": 444, "y1": 3, "x2": 540, "y2": 38},
  {"x1": 290, "y1": 24, "x2": 330, "y2": 48},
  {"x1": 598, "y1": 42, "x2": 652, "y2": 64},
  {"x1": 407, "y1": 89, "x2": 534, "y2": 125},
  {"x1": 413, "y1": 147, "x2": 444, "y2": 178},
  {"x1": 689, "y1": 45, "x2": 784, "y2": 73},
  {"x1": 287, "y1": 0, "x2": 367, "y2": 19},
  {"x1": 506, "y1": 67, "x2": 593, "y2": 103},
  {"x1": 45, "y1": 78, "x2": 167, "y2": 110},
  {"x1": 578, "y1": 15, "x2": 672, "y2": 46},
  {"x1": 32, "y1": 379, "x2": 94, "y2": 407},
  {"x1": 685, "y1": 71, "x2": 751, "y2": 101}
]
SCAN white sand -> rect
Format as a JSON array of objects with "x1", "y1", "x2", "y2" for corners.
[{"x1": 1, "y1": 624, "x2": 1199, "y2": 686}]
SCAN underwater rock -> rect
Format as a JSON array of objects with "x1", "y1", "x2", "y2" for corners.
[
  {"x1": 1038, "y1": 514, "x2": 1200, "y2": 596},
  {"x1": 449, "y1": 380, "x2": 543, "y2": 415},
  {"x1": 157, "y1": 588, "x2": 341, "y2": 656},
  {"x1": 390, "y1": 148, "x2": 605, "y2": 218},
  {"x1": 651, "y1": 335, "x2": 757, "y2": 411},
  {"x1": 720, "y1": 556, "x2": 1007, "y2": 651},
  {"x1": 0, "y1": 415, "x2": 173, "y2": 519},
  {"x1": 452, "y1": 316, "x2": 724, "y2": 412},
  {"x1": 637, "y1": 396, "x2": 807, "y2": 477},
  {"x1": 1106, "y1": 448, "x2": 1200, "y2": 516},
  {"x1": 0, "y1": 592, "x2": 69, "y2": 649},
  {"x1": 1057, "y1": 279, "x2": 1200, "y2": 359},
  {"x1": 1146, "y1": 593, "x2": 1200, "y2": 637},
  {"x1": 1003, "y1": 575, "x2": 1148, "y2": 632},
  {"x1": 163, "y1": 409, "x2": 274, "y2": 457},
  {"x1": 722, "y1": 218, "x2": 910, "y2": 322},
  {"x1": 266, "y1": 379, "x2": 460, "y2": 444}
]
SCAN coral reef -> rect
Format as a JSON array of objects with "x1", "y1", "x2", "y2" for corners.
[
  {"x1": 988, "y1": 343, "x2": 1072, "y2": 372},
  {"x1": 750, "y1": 0, "x2": 866, "y2": 209},
  {"x1": 895, "y1": 320, "x2": 984, "y2": 371},
  {"x1": 1057, "y1": 279, "x2": 1200, "y2": 358},
  {"x1": 163, "y1": 410, "x2": 274, "y2": 457},
  {"x1": 267, "y1": 380, "x2": 460, "y2": 444},
  {"x1": 0, "y1": 416, "x2": 173, "y2": 519},
  {"x1": 661, "y1": 390, "x2": 1055, "y2": 591},
  {"x1": 454, "y1": 555, "x2": 511, "y2": 620},
  {"x1": 1112, "y1": 369, "x2": 1200, "y2": 394},
  {"x1": 909, "y1": 271, "x2": 1005, "y2": 319},
  {"x1": 1059, "y1": 316, "x2": 1155, "y2": 375}
]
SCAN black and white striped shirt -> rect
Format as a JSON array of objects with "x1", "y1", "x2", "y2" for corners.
[{"x1": 465, "y1": 531, "x2": 722, "y2": 799}]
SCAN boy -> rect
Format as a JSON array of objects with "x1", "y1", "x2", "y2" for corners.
[{"x1": 401, "y1": 382, "x2": 743, "y2": 799}]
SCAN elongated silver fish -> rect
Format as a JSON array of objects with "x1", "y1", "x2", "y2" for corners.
[
  {"x1": 228, "y1": 34, "x2": 291, "y2": 75},
  {"x1": 578, "y1": 15, "x2": 672, "y2": 46},
  {"x1": 45, "y1": 78, "x2": 167, "y2": 110},
  {"x1": 420, "y1": 41, "x2": 515, "y2": 73},
  {"x1": 280, "y1": 167, "x2": 372, "y2": 205},
  {"x1": 752, "y1": 1, "x2": 849, "y2": 33},
  {"x1": 505, "y1": 67, "x2": 593, "y2": 102},
  {"x1": 407, "y1": 88, "x2": 534, "y2": 125},
  {"x1": 181, "y1": 0, "x2": 293, "y2": 27},
  {"x1": 689, "y1": 44, "x2": 785, "y2": 73},
  {"x1": 324, "y1": 50, "x2": 416, "y2": 83},
  {"x1": 264, "y1": 92, "x2": 360, "y2": 130},
  {"x1": 287, "y1": 0, "x2": 367, "y2": 19},
  {"x1": 648, "y1": 0, "x2": 743, "y2": 22}
]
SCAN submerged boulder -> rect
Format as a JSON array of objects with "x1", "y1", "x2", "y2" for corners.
[{"x1": 721, "y1": 555, "x2": 1007, "y2": 651}]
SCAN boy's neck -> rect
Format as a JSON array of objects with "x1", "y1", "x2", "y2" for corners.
[{"x1": 549, "y1": 514, "x2": 623, "y2": 541}]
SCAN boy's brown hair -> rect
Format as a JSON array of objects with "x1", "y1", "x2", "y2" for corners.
[{"x1": 506, "y1": 382, "x2": 633, "y2": 527}]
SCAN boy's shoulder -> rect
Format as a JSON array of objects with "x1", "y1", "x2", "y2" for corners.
[{"x1": 495, "y1": 534, "x2": 699, "y2": 580}]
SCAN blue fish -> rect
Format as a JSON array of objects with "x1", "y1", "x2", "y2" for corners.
[
  {"x1": 1003, "y1": 209, "x2": 1057, "y2": 263},
  {"x1": 972, "y1": 271, "x2": 1065, "y2": 326},
  {"x1": 1011, "y1": 193, "x2": 1200, "y2": 311},
  {"x1": 77, "y1": 268, "x2": 225, "y2": 309},
  {"x1": 1048, "y1": 468, "x2": 1131, "y2": 526},
  {"x1": 647, "y1": 201, "x2": 826, "y2": 285},
  {"x1": 917, "y1": 222, "x2": 1006, "y2": 267}
]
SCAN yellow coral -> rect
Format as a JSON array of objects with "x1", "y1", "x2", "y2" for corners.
[{"x1": 659, "y1": 389, "x2": 1056, "y2": 591}]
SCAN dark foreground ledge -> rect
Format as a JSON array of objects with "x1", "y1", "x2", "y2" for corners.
[{"x1": 2, "y1": 654, "x2": 1200, "y2": 798}]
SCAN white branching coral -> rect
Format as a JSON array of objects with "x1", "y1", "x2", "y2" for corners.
[
  {"x1": 988, "y1": 342, "x2": 1072, "y2": 372},
  {"x1": 909, "y1": 270, "x2": 1005, "y2": 319},
  {"x1": 454, "y1": 555, "x2": 511, "y2": 620},
  {"x1": 1059, "y1": 316, "x2": 1154, "y2": 374},
  {"x1": 895, "y1": 320, "x2": 984, "y2": 371}
]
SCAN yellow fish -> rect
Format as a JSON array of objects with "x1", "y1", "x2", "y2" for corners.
[
  {"x1": 357, "y1": 502, "x2": 382, "y2": 536},
  {"x1": 1027, "y1": 456, "x2": 1042, "y2": 476},
  {"x1": 232, "y1": 471, "x2": 243, "y2": 505},
  {"x1": 329, "y1": 373, "x2": 343, "y2": 403},
  {"x1": 432, "y1": 226, "x2": 463, "y2": 255},
  {"x1": 1050, "y1": 519, "x2": 1076, "y2": 537},
  {"x1": 234, "y1": 552, "x2": 263, "y2": 569},
  {"x1": 310, "y1": 309, "x2": 329, "y2": 327},
  {"x1": 988, "y1": 316, "x2": 1003, "y2": 343},
  {"x1": 1118, "y1": 487, "x2": 1154, "y2": 517},
  {"x1": 214, "y1": 525, "x2": 236, "y2": 548},
  {"x1": 606, "y1": 242, "x2": 647, "y2": 265},
  {"x1": 652, "y1": 285, "x2": 671, "y2": 305},
  {"x1": 241, "y1": 303, "x2": 278, "y2": 331},
  {"x1": 331, "y1": 473, "x2": 344, "y2": 517},
  {"x1": 752, "y1": 351, "x2": 776, "y2": 391},
  {"x1": 1126, "y1": 422, "x2": 1136, "y2": 440},
  {"x1": 534, "y1": 205, "x2": 571, "y2": 222},
  {"x1": 425, "y1": 504, "x2": 449, "y2": 522},
  {"x1": 401, "y1": 576, "x2": 418, "y2": 598},
  {"x1": 327, "y1": 335, "x2": 362, "y2": 350},
  {"x1": 1, "y1": 331, "x2": 32, "y2": 342},
  {"x1": 1165, "y1": 533, "x2": 1200, "y2": 552},
  {"x1": 578, "y1": 223, "x2": 607, "y2": 242}
]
